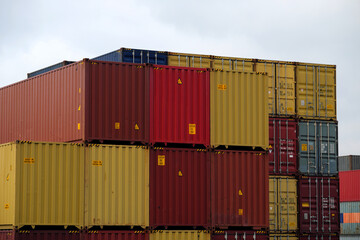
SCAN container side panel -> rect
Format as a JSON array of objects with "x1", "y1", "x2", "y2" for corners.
[
  {"x1": 340, "y1": 170, "x2": 360, "y2": 202},
  {"x1": 149, "y1": 149, "x2": 210, "y2": 228},
  {"x1": 150, "y1": 66, "x2": 210, "y2": 146},
  {"x1": 85, "y1": 145, "x2": 149, "y2": 228},
  {"x1": 0, "y1": 230, "x2": 81, "y2": 240},
  {"x1": 85, "y1": 230, "x2": 149, "y2": 240},
  {"x1": 27, "y1": 61, "x2": 75, "y2": 78},
  {"x1": 87, "y1": 61, "x2": 148, "y2": 143},
  {"x1": 150, "y1": 230, "x2": 210, "y2": 240},
  {"x1": 212, "y1": 56, "x2": 254, "y2": 72},
  {"x1": 340, "y1": 236, "x2": 360, "y2": 240},
  {"x1": 269, "y1": 234, "x2": 298, "y2": 240},
  {"x1": 338, "y1": 156, "x2": 351, "y2": 171},
  {"x1": 210, "y1": 70, "x2": 268, "y2": 149},
  {"x1": 16, "y1": 142, "x2": 84, "y2": 227},
  {"x1": 167, "y1": 52, "x2": 211, "y2": 68},
  {"x1": 211, "y1": 151, "x2": 268, "y2": 228},
  {"x1": 211, "y1": 231, "x2": 268, "y2": 240},
  {"x1": 92, "y1": 50, "x2": 122, "y2": 62},
  {"x1": 340, "y1": 202, "x2": 360, "y2": 234},
  {"x1": 0, "y1": 62, "x2": 85, "y2": 144},
  {"x1": 121, "y1": 48, "x2": 168, "y2": 65}
]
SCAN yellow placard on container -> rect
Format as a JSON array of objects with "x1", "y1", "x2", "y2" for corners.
[
  {"x1": 301, "y1": 144, "x2": 308, "y2": 151},
  {"x1": 189, "y1": 124, "x2": 196, "y2": 135},
  {"x1": 135, "y1": 124, "x2": 140, "y2": 130},
  {"x1": 217, "y1": 84, "x2": 227, "y2": 90},
  {"x1": 115, "y1": 122, "x2": 120, "y2": 129},
  {"x1": 302, "y1": 202, "x2": 310, "y2": 207},
  {"x1": 24, "y1": 158, "x2": 35, "y2": 164},
  {"x1": 77, "y1": 123, "x2": 81, "y2": 130},
  {"x1": 177, "y1": 78, "x2": 183, "y2": 85},
  {"x1": 5, "y1": 204, "x2": 9, "y2": 209},
  {"x1": 158, "y1": 155, "x2": 165, "y2": 166},
  {"x1": 92, "y1": 160, "x2": 103, "y2": 166},
  {"x1": 239, "y1": 190, "x2": 243, "y2": 196},
  {"x1": 238, "y1": 209, "x2": 243, "y2": 215}
]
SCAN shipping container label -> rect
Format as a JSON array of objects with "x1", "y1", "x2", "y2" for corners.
[
  {"x1": 6, "y1": 174, "x2": 9, "y2": 181},
  {"x1": 115, "y1": 122, "x2": 120, "y2": 129},
  {"x1": 238, "y1": 209, "x2": 243, "y2": 215},
  {"x1": 79, "y1": 88, "x2": 81, "y2": 93},
  {"x1": 177, "y1": 78, "x2": 183, "y2": 85},
  {"x1": 189, "y1": 124, "x2": 196, "y2": 135},
  {"x1": 135, "y1": 123, "x2": 140, "y2": 130},
  {"x1": 302, "y1": 202, "x2": 310, "y2": 207},
  {"x1": 158, "y1": 155, "x2": 165, "y2": 166},
  {"x1": 239, "y1": 190, "x2": 243, "y2": 196},
  {"x1": 302, "y1": 144, "x2": 308, "y2": 151},
  {"x1": 321, "y1": 143, "x2": 328, "y2": 153},
  {"x1": 77, "y1": 123, "x2": 81, "y2": 130},
  {"x1": 24, "y1": 158, "x2": 35, "y2": 164},
  {"x1": 178, "y1": 170, "x2": 183, "y2": 176},
  {"x1": 301, "y1": 100, "x2": 305, "y2": 106},
  {"x1": 92, "y1": 160, "x2": 103, "y2": 166},
  {"x1": 217, "y1": 84, "x2": 227, "y2": 90},
  {"x1": 327, "y1": 104, "x2": 333, "y2": 109},
  {"x1": 330, "y1": 143, "x2": 335, "y2": 154},
  {"x1": 78, "y1": 105, "x2": 81, "y2": 111},
  {"x1": 4, "y1": 204, "x2": 9, "y2": 209}
]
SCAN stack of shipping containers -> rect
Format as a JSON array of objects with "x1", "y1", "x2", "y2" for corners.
[{"x1": 0, "y1": 47, "x2": 339, "y2": 240}]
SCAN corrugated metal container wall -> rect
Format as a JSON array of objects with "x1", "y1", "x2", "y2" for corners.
[
  {"x1": 85, "y1": 230, "x2": 149, "y2": 240},
  {"x1": 85, "y1": 145, "x2": 149, "y2": 228},
  {"x1": 150, "y1": 148, "x2": 210, "y2": 228},
  {"x1": 0, "y1": 62, "x2": 84, "y2": 144},
  {"x1": 269, "y1": 234, "x2": 298, "y2": 240},
  {"x1": 93, "y1": 48, "x2": 168, "y2": 65},
  {"x1": 0, "y1": 230, "x2": 81, "y2": 240},
  {"x1": 149, "y1": 65, "x2": 210, "y2": 146},
  {"x1": 210, "y1": 70, "x2": 268, "y2": 149},
  {"x1": 149, "y1": 230, "x2": 210, "y2": 240},
  {"x1": 27, "y1": 61, "x2": 75, "y2": 78},
  {"x1": 340, "y1": 236, "x2": 360, "y2": 240},
  {"x1": 269, "y1": 176, "x2": 297, "y2": 232},
  {"x1": 211, "y1": 230, "x2": 268, "y2": 240},
  {"x1": 211, "y1": 56, "x2": 254, "y2": 72},
  {"x1": 299, "y1": 235, "x2": 339, "y2": 240},
  {"x1": 338, "y1": 156, "x2": 360, "y2": 171},
  {"x1": 211, "y1": 151, "x2": 268, "y2": 229},
  {"x1": 254, "y1": 60, "x2": 296, "y2": 116},
  {"x1": 298, "y1": 176, "x2": 340, "y2": 234},
  {"x1": 340, "y1": 170, "x2": 360, "y2": 202},
  {"x1": 298, "y1": 120, "x2": 338, "y2": 176},
  {"x1": 340, "y1": 202, "x2": 360, "y2": 235},
  {"x1": 86, "y1": 61, "x2": 149, "y2": 143},
  {"x1": 269, "y1": 118, "x2": 297, "y2": 174},
  {"x1": 0, "y1": 142, "x2": 84, "y2": 229},
  {"x1": 296, "y1": 64, "x2": 336, "y2": 120},
  {"x1": 168, "y1": 52, "x2": 212, "y2": 68}
]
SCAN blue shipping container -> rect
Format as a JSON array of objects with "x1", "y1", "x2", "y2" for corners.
[
  {"x1": 298, "y1": 120, "x2": 338, "y2": 176},
  {"x1": 27, "y1": 61, "x2": 75, "y2": 78},
  {"x1": 92, "y1": 48, "x2": 168, "y2": 65},
  {"x1": 340, "y1": 202, "x2": 360, "y2": 235}
]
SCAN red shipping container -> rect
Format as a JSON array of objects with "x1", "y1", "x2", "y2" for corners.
[
  {"x1": 0, "y1": 230, "x2": 81, "y2": 240},
  {"x1": 340, "y1": 170, "x2": 360, "y2": 202},
  {"x1": 85, "y1": 230, "x2": 148, "y2": 240},
  {"x1": 149, "y1": 65, "x2": 210, "y2": 146},
  {"x1": 299, "y1": 234, "x2": 339, "y2": 240},
  {"x1": 269, "y1": 118, "x2": 297, "y2": 175},
  {"x1": 149, "y1": 148, "x2": 210, "y2": 228},
  {"x1": 0, "y1": 59, "x2": 148, "y2": 144},
  {"x1": 298, "y1": 176, "x2": 340, "y2": 234},
  {"x1": 212, "y1": 230, "x2": 268, "y2": 240},
  {"x1": 211, "y1": 150, "x2": 269, "y2": 229}
]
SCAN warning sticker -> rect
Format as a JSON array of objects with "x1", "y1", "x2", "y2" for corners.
[
  {"x1": 189, "y1": 124, "x2": 196, "y2": 135},
  {"x1": 178, "y1": 170, "x2": 183, "y2": 176},
  {"x1": 158, "y1": 155, "x2": 165, "y2": 166},
  {"x1": 217, "y1": 84, "x2": 227, "y2": 90},
  {"x1": 78, "y1": 123, "x2": 81, "y2": 130},
  {"x1": 301, "y1": 144, "x2": 307, "y2": 151},
  {"x1": 115, "y1": 122, "x2": 120, "y2": 129},
  {"x1": 238, "y1": 209, "x2": 243, "y2": 215},
  {"x1": 92, "y1": 160, "x2": 103, "y2": 166},
  {"x1": 78, "y1": 105, "x2": 81, "y2": 111},
  {"x1": 177, "y1": 78, "x2": 183, "y2": 85},
  {"x1": 5, "y1": 204, "x2": 9, "y2": 209},
  {"x1": 239, "y1": 190, "x2": 243, "y2": 196},
  {"x1": 302, "y1": 202, "x2": 310, "y2": 208},
  {"x1": 327, "y1": 104, "x2": 333, "y2": 110},
  {"x1": 24, "y1": 158, "x2": 35, "y2": 164},
  {"x1": 135, "y1": 124, "x2": 140, "y2": 130}
]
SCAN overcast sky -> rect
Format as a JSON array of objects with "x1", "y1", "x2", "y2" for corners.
[{"x1": 0, "y1": 0, "x2": 359, "y2": 155}]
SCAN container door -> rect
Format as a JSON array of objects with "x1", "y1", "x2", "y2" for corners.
[
  {"x1": 297, "y1": 65, "x2": 317, "y2": 118},
  {"x1": 319, "y1": 178, "x2": 340, "y2": 233},
  {"x1": 278, "y1": 119, "x2": 297, "y2": 174},
  {"x1": 317, "y1": 66, "x2": 336, "y2": 119},
  {"x1": 318, "y1": 122, "x2": 338, "y2": 176},
  {"x1": 255, "y1": 61, "x2": 276, "y2": 115},
  {"x1": 276, "y1": 63, "x2": 296, "y2": 116},
  {"x1": 278, "y1": 177, "x2": 297, "y2": 232},
  {"x1": 299, "y1": 121, "x2": 317, "y2": 175},
  {"x1": 269, "y1": 119, "x2": 276, "y2": 173},
  {"x1": 299, "y1": 177, "x2": 320, "y2": 233},
  {"x1": 269, "y1": 177, "x2": 278, "y2": 231}
]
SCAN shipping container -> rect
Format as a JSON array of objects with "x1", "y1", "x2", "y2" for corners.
[
  {"x1": 0, "y1": 141, "x2": 84, "y2": 229},
  {"x1": 211, "y1": 151, "x2": 269, "y2": 229},
  {"x1": 269, "y1": 176, "x2": 297, "y2": 232},
  {"x1": 149, "y1": 230, "x2": 210, "y2": 240},
  {"x1": 27, "y1": 60, "x2": 75, "y2": 78},
  {"x1": 340, "y1": 236, "x2": 360, "y2": 240},
  {"x1": 340, "y1": 170, "x2": 360, "y2": 202},
  {"x1": 93, "y1": 48, "x2": 168, "y2": 65},
  {"x1": 210, "y1": 70, "x2": 268, "y2": 150},
  {"x1": 298, "y1": 176, "x2": 340, "y2": 234},
  {"x1": 338, "y1": 155, "x2": 360, "y2": 171},
  {"x1": 340, "y1": 202, "x2": 360, "y2": 234},
  {"x1": 298, "y1": 120, "x2": 338, "y2": 176},
  {"x1": 254, "y1": 60, "x2": 296, "y2": 116},
  {"x1": 85, "y1": 230, "x2": 148, "y2": 240},
  {"x1": 269, "y1": 118, "x2": 297, "y2": 174},
  {"x1": 149, "y1": 65, "x2": 210, "y2": 146},
  {"x1": 211, "y1": 56, "x2": 254, "y2": 72},
  {"x1": 0, "y1": 230, "x2": 81, "y2": 240},
  {"x1": 269, "y1": 234, "x2": 298, "y2": 240},
  {"x1": 149, "y1": 148, "x2": 210, "y2": 228},
  {"x1": 85, "y1": 145, "x2": 149, "y2": 228},
  {"x1": 168, "y1": 52, "x2": 211, "y2": 68},
  {"x1": 296, "y1": 64, "x2": 336, "y2": 120},
  {"x1": 299, "y1": 234, "x2": 339, "y2": 240},
  {"x1": 212, "y1": 230, "x2": 268, "y2": 240},
  {"x1": 0, "y1": 59, "x2": 149, "y2": 144}
]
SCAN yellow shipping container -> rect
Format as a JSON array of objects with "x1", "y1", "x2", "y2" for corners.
[
  {"x1": 270, "y1": 234, "x2": 298, "y2": 240},
  {"x1": 150, "y1": 230, "x2": 211, "y2": 240},
  {"x1": 168, "y1": 52, "x2": 211, "y2": 68},
  {"x1": 296, "y1": 64, "x2": 336, "y2": 120},
  {"x1": 210, "y1": 70, "x2": 268, "y2": 150},
  {"x1": 254, "y1": 60, "x2": 296, "y2": 116},
  {"x1": 85, "y1": 144, "x2": 149, "y2": 228},
  {"x1": 0, "y1": 141, "x2": 84, "y2": 229},
  {"x1": 212, "y1": 56, "x2": 254, "y2": 72},
  {"x1": 269, "y1": 176, "x2": 297, "y2": 233}
]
